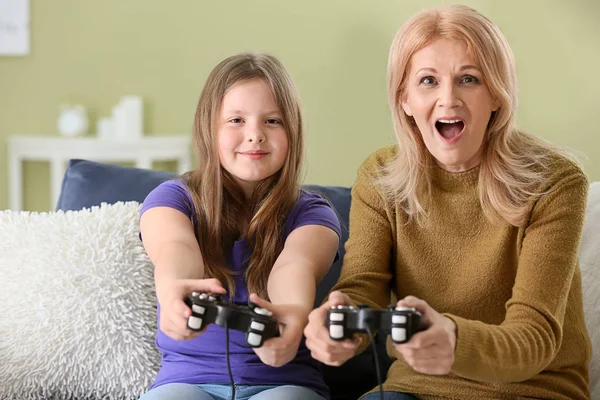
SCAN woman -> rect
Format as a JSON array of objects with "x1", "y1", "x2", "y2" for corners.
[{"x1": 304, "y1": 5, "x2": 591, "y2": 400}]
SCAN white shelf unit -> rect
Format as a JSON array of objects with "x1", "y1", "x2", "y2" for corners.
[{"x1": 7, "y1": 135, "x2": 192, "y2": 211}]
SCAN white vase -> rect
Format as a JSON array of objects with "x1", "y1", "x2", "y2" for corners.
[{"x1": 57, "y1": 105, "x2": 89, "y2": 137}]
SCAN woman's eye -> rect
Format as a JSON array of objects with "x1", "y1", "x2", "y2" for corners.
[
  {"x1": 420, "y1": 76, "x2": 436, "y2": 85},
  {"x1": 266, "y1": 118, "x2": 282, "y2": 125},
  {"x1": 229, "y1": 118, "x2": 243, "y2": 123},
  {"x1": 461, "y1": 75, "x2": 479, "y2": 84}
]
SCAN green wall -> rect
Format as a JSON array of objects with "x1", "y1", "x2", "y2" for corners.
[{"x1": 1, "y1": 0, "x2": 598, "y2": 211}]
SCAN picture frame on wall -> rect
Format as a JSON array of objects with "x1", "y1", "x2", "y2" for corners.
[{"x1": 0, "y1": 0, "x2": 30, "y2": 56}]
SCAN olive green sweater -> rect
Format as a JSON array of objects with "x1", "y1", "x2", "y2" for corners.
[{"x1": 332, "y1": 146, "x2": 591, "y2": 400}]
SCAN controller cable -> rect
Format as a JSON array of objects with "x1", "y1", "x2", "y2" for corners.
[
  {"x1": 225, "y1": 321, "x2": 236, "y2": 400},
  {"x1": 364, "y1": 323, "x2": 384, "y2": 400}
]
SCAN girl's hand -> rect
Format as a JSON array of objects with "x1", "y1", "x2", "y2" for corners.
[
  {"x1": 157, "y1": 278, "x2": 226, "y2": 341},
  {"x1": 392, "y1": 296, "x2": 457, "y2": 375},
  {"x1": 304, "y1": 290, "x2": 363, "y2": 366},
  {"x1": 249, "y1": 293, "x2": 309, "y2": 367}
]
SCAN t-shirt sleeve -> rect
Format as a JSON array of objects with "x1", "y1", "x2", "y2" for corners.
[
  {"x1": 288, "y1": 190, "x2": 342, "y2": 241},
  {"x1": 139, "y1": 180, "x2": 194, "y2": 220}
]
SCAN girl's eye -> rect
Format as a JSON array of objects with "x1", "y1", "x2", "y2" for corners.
[
  {"x1": 461, "y1": 75, "x2": 480, "y2": 84},
  {"x1": 229, "y1": 118, "x2": 243, "y2": 123},
  {"x1": 266, "y1": 118, "x2": 282, "y2": 125},
  {"x1": 420, "y1": 76, "x2": 436, "y2": 85}
]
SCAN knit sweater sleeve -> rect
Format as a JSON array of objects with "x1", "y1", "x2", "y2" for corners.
[
  {"x1": 447, "y1": 165, "x2": 589, "y2": 383},
  {"x1": 330, "y1": 150, "x2": 394, "y2": 310}
]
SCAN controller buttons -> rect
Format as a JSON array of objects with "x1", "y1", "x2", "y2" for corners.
[
  {"x1": 188, "y1": 316, "x2": 203, "y2": 330},
  {"x1": 199, "y1": 293, "x2": 208, "y2": 300},
  {"x1": 192, "y1": 305, "x2": 205, "y2": 315},
  {"x1": 254, "y1": 307, "x2": 273, "y2": 317},
  {"x1": 392, "y1": 327, "x2": 407, "y2": 343},
  {"x1": 329, "y1": 312, "x2": 345, "y2": 322},
  {"x1": 251, "y1": 321, "x2": 265, "y2": 332},
  {"x1": 247, "y1": 332, "x2": 263, "y2": 347},
  {"x1": 329, "y1": 325, "x2": 344, "y2": 339},
  {"x1": 392, "y1": 315, "x2": 407, "y2": 324}
]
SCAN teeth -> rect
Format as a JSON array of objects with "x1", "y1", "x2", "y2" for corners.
[{"x1": 438, "y1": 119, "x2": 461, "y2": 124}]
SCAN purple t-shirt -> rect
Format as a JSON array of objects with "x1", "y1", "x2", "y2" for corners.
[{"x1": 140, "y1": 180, "x2": 341, "y2": 398}]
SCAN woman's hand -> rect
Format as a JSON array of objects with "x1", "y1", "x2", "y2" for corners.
[
  {"x1": 157, "y1": 278, "x2": 226, "y2": 341},
  {"x1": 249, "y1": 293, "x2": 310, "y2": 367},
  {"x1": 304, "y1": 290, "x2": 363, "y2": 366},
  {"x1": 393, "y1": 296, "x2": 457, "y2": 375}
]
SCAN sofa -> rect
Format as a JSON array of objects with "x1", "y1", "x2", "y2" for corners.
[{"x1": 0, "y1": 158, "x2": 598, "y2": 400}]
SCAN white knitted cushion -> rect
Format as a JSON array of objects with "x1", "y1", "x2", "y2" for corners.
[{"x1": 0, "y1": 202, "x2": 160, "y2": 400}]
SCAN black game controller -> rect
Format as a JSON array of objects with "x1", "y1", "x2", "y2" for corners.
[
  {"x1": 184, "y1": 292, "x2": 279, "y2": 348},
  {"x1": 326, "y1": 304, "x2": 427, "y2": 344}
]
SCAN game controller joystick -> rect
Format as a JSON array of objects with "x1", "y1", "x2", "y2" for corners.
[
  {"x1": 326, "y1": 304, "x2": 426, "y2": 344},
  {"x1": 185, "y1": 292, "x2": 279, "y2": 348}
]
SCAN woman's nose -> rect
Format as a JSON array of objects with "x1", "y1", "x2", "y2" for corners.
[{"x1": 438, "y1": 82, "x2": 461, "y2": 108}]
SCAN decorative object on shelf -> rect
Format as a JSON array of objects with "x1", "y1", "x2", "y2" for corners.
[
  {"x1": 97, "y1": 96, "x2": 144, "y2": 141},
  {"x1": 57, "y1": 105, "x2": 89, "y2": 137},
  {"x1": 0, "y1": 0, "x2": 30, "y2": 56},
  {"x1": 97, "y1": 117, "x2": 114, "y2": 140}
]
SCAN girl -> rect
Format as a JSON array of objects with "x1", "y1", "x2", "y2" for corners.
[{"x1": 139, "y1": 53, "x2": 340, "y2": 400}]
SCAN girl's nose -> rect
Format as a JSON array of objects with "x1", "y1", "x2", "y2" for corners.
[{"x1": 246, "y1": 125, "x2": 266, "y2": 143}]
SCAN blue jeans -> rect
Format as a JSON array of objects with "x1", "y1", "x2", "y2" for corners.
[
  {"x1": 139, "y1": 383, "x2": 326, "y2": 400},
  {"x1": 361, "y1": 392, "x2": 419, "y2": 400}
]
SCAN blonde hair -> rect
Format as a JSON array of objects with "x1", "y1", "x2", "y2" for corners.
[
  {"x1": 184, "y1": 53, "x2": 303, "y2": 299},
  {"x1": 383, "y1": 5, "x2": 568, "y2": 226}
]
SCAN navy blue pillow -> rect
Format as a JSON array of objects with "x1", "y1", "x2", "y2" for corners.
[{"x1": 56, "y1": 159, "x2": 178, "y2": 212}]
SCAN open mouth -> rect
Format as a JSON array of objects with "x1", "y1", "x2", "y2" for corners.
[{"x1": 435, "y1": 119, "x2": 465, "y2": 142}]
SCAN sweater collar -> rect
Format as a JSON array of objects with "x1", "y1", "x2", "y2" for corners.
[{"x1": 430, "y1": 163, "x2": 480, "y2": 192}]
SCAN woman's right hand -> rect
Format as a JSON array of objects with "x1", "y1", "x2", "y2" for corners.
[
  {"x1": 157, "y1": 278, "x2": 226, "y2": 341},
  {"x1": 304, "y1": 290, "x2": 363, "y2": 366}
]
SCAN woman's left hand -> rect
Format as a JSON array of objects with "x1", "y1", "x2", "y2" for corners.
[
  {"x1": 393, "y1": 296, "x2": 457, "y2": 375},
  {"x1": 248, "y1": 293, "x2": 309, "y2": 367}
]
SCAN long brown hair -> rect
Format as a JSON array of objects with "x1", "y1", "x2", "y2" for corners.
[
  {"x1": 184, "y1": 53, "x2": 303, "y2": 299},
  {"x1": 383, "y1": 5, "x2": 573, "y2": 226}
]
